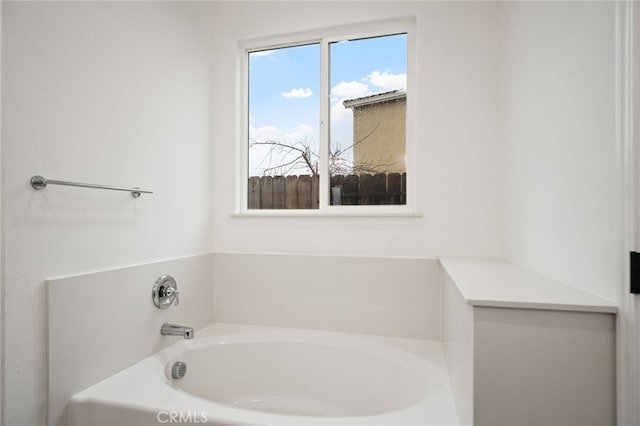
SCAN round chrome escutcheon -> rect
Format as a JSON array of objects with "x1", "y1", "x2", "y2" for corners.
[{"x1": 152, "y1": 275, "x2": 179, "y2": 309}]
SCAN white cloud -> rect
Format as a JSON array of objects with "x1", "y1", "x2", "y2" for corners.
[
  {"x1": 249, "y1": 125, "x2": 282, "y2": 142},
  {"x1": 284, "y1": 123, "x2": 316, "y2": 142},
  {"x1": 295, "y1": 123, "x2": 314, "y2": 134},
  {"x1": 251, "y1": 50, "x2": 275, "y2": 58},
  {"x1": 364, "y1": 70, "x2": 407, "y2": 91},
  {"x1": 250, "y1": 123, "x2": 315, "y2": 144},
  {"x1": 331, "y1": 80, "x2": 370, "y2": 99},
  {"x1": 331, "y1": 101, "x2": 353, "y2": 123},
  {"x1": 282, "y1": 88, "x2": 314, "y2": 99},
  {"x1": 249, "y1": 50, "x2": 278, "y2": 67},
  {"x1": 329, "y1": 81, "x2": 370, "y2": 123}
]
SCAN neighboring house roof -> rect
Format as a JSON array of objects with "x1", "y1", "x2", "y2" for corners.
[{"x1": 343, "y1": 89, "x2": 407, "y2": 109}]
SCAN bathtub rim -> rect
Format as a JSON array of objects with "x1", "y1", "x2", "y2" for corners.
[{"x1": 68, "y1": 323, "x2": 460, "y2": 426}]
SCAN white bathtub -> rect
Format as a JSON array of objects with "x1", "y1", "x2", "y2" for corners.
[{"x1": 68, "y1": 324, "x2": 459, "y2": 425}]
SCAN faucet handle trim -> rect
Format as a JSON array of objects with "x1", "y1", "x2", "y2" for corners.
[{"x1": 152, "y1": 275, "x2": 179, "y2": 309}]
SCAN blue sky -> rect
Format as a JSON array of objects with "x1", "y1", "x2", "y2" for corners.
[{"x1": 249, "y1": 33, "x2": 407, "y2": 176}]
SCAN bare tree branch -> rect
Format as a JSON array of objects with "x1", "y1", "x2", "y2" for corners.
[{"x1": 249, "y1": 121, "x2": 398, "y2": 177}]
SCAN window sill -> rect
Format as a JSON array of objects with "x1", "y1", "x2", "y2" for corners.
[{"x1": 229, "y1": 209, "x2": 423, "y2": 218}]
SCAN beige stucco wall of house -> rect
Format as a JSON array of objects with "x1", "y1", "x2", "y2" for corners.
[{"x1": 352, "y1": 98, "x2": 406, "y2": 174}]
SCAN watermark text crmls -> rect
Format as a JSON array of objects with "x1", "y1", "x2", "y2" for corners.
[{"x1": 157, "y1": 410, "x2": 209, "y2": 424}]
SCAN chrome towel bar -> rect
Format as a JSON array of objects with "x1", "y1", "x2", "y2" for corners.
[{"x1": 30, "y1": 175, "x2": 153, "y2": 198}]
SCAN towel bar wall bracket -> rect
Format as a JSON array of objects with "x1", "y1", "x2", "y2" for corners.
[{"x1": 30, "y1": 175, "x2": 153, "y2": 198}]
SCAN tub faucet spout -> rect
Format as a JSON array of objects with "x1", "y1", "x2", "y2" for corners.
[{"x1": 161, "y1": 323, "x2": 194, "y2": 339}]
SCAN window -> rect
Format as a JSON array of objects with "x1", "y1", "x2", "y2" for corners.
[{"x1": 240, "y1": 19, "x2": 415, "y2": 214}]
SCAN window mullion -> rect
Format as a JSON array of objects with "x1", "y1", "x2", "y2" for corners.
[
  {"x1": 318, "y1": 38, "x2": 330, "y2": 210},
  {"x1": 240, "y1": 49, "x2": 250, "y2": 212}
]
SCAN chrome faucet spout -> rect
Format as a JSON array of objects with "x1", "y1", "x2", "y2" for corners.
[{"x1": 161, "y1": 323, "x2": 194, "y2": 339}]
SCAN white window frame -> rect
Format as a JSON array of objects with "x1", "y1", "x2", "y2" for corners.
[{"x1": 236, "y1": 17, "x2": 418, "y2": 216}]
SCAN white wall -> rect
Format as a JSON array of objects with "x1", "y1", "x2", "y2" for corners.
[
  {"x1": 210, "y1": 1, "x2": 502, "y2": 258},
  {"x1": 500, "y1": 2, "x2": 619, "y2": 301},
  {"x1": 48, "y1": 254, "x2": 215, "y2": 426},
  {"x1": 1, "y1": 3, "x2": 214, "y2": 425},
  {"x1": 0, "y1": 2, "x2": 4, "y2": 423},
  {"x1": 2, "y1": 1, "x2": 625, "y2": 424},
  {"x1": 620, "y1": 3, "x2": 640, "y2": 424},
  {"x1": 473, "y1": 307, "x2": 616, "y2": 426},
  {"x1": 441, "y1": 268, "x2": 474, "y2": 425},
  {"x1": 213, "y1": 253, "x2": 440, "y2": 339}
]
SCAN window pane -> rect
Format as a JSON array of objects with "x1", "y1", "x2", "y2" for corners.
[
  {"x1": 248, "y1": 43, "x2": 320, "y2": 209},
  {"x1": 329, "y1": 34, "x2": 407, "y2": 206}
]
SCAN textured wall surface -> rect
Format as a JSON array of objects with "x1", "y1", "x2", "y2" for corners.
[
  {"x1": 2, "y1": 3, "x2": 214, "y2": 424},
  {"x1": 211, "y1": 1, "x2": 503, "y2": 258}
]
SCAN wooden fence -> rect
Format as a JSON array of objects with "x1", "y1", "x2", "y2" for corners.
[{"x1": 248, "y1": 173, "x2": 406, "y2": 209}]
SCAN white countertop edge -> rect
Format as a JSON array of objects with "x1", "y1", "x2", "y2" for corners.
[
  {"x1": 465, "y1": 299, "x2": 618, "y2": 314},
  {"x1": 440, "y1": 257, "x2": 618, "y2": 315}
]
